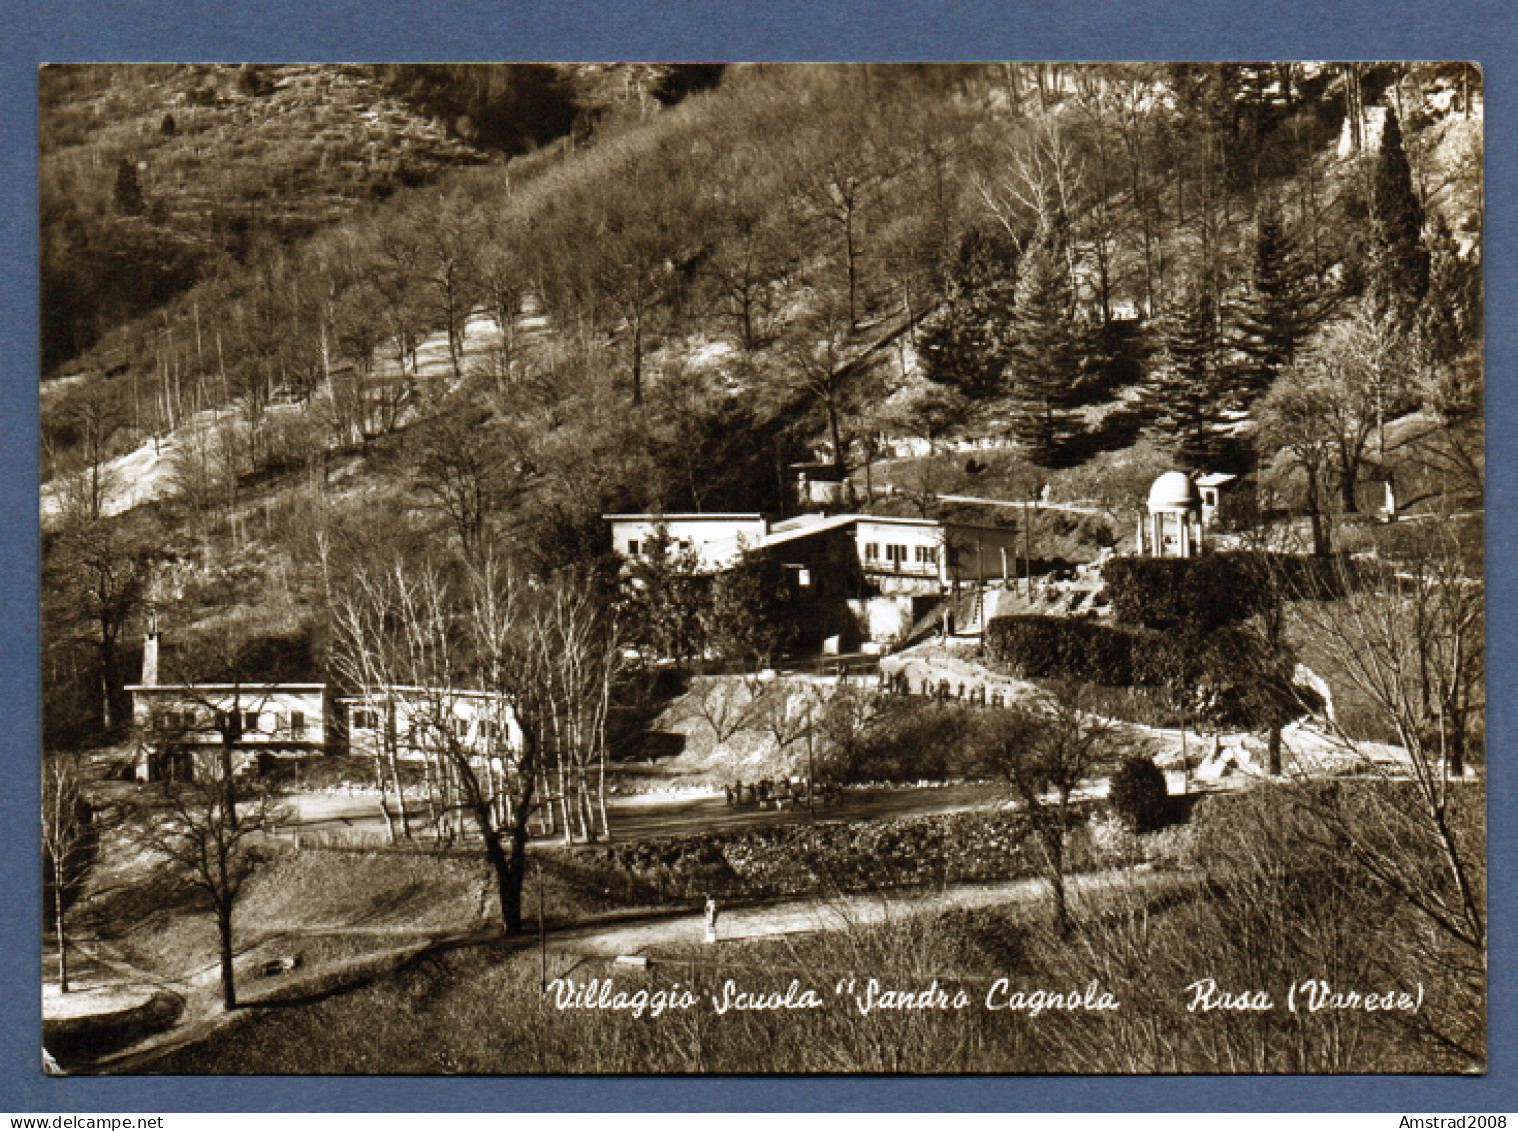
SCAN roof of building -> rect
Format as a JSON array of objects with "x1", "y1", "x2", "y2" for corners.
[
  {"x1": 126, "y1": 683, "x2": 327, "y2": 693},
  {"x1": 1194, "y1": 472, "x2": 1239, "y2": 489},
  {"x1": 602, "y1": 513, "x2": 766, "y2": 523},
  {"x1": 336, "y1": 686, "x2": 513, "y2": 704},
  {"x1": 789, "y1": 461, "x2": 847, "y2": 480},
  {"x1": 760, "y1": 513, "x2": 868, "y2": 548},
  {"x1": 1148, "y1": 471, "x2": 1202, "y2": 511}
]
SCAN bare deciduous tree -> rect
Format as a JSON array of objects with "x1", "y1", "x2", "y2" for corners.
[
  {"x1": 680, "y1": 676, "x2": 757, "y2": 745},
  {"x1": 1273, "y1": 520, "x2": 1484, "y2": 1059},
  {"x1": 324, "y1": 550, "x2": 621, "y2": 934},
  {"x1": 42, "y1": 749, "x2": 92, "y2": 993},
  {"x1": 980, "y1": 683, "x2": 1132, "y2": 936},
  {"x1": 135, "y1": 675, "x2": 282, "y2": 1011}
]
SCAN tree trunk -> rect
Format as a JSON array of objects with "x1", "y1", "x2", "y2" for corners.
[
  {"x1": 597, "y1": 755, "x2": 611, "y2": 842},
  {"x1": 1341, "y1": 464, "x2": 1360, "y2": 514},
  {"x1": 827, "y1": 397, "x2": 846, "y2": 478},
  {"x1": 218, "y1": 904, "x2": 237, "y2": 1010},
  {"x1": 1267, "y1": 725, "x2": 1282, "y2": 776},
  {"x1": 100, "y1": 664, "x2": 114, "y2": 731},
  {"x1": 630, "y1": 313, "x2": 643, "y2": 407},
  {"x1": 387, "y1": 744, "x2": 412, "y2": 840},
  {"x1": 53, "y1": 856, "x2": 70, "y2": 993},
  {"x1": 371, "y1": 744, "x2": 399, "y2": 844},
  {"x1": 844, "y1": 214, "x2": 858, "y2": 332},
  {"x1": 1307, "y1": 467, "x2": 1330, "y2": 557},
  {"x1": 1049, "y1": 837, "x2": 1069, "y2": 938},
  {"x1": 485, "y1": 813, "x2": 531, "y2": 936}
]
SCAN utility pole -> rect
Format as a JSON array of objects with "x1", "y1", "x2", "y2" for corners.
[
  {"x1": 1023, "y1": 499, "x2": 1033, "y2": 595},
  {"x1": 806, "y1": 699, "x2": 815, "y2": 812}
]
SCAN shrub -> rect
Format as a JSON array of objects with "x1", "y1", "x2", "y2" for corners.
[
  {"x1": 1125, "y1": 627, "x2": 1197, "y2": 689},
  {"x1": 1107, "y1": 755, "x2": 1170, "y2": 833},
  {"x1": 1127, "y1": 625, "x2": 1288, "y2": 731},
  {"x1": 983, "y1": 615, "x2": 1132, "y2": 684},
  {"x1": 1102, "y1": 554, "x2": 1253, "y2": 631},
  {"x1": 830, "y1": 699, "x2": 987, "y2": 783},
  {"x1": 1210, "y1": 483, "x2": 1261, "y2": 532}
]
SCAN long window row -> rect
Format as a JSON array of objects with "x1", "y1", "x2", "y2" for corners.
[
  {"x1": 151, "y1": 708, "x2": 307, "y2": 734},
  {"x1": 862, "y1": 543, "x2": 938, "y2": 569}
]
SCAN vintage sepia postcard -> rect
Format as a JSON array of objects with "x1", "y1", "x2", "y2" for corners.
[{"x1": 38, "y1": 61, "x2": 1485, "y2": 1077}]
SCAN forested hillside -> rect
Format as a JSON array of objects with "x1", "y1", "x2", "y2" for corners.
[
  {"x1": 40, "y1": 62, "x2": 722, "y2": 373},
  {"x1": 41, "y1": 62, "x2": 1483, "y2": 749}
]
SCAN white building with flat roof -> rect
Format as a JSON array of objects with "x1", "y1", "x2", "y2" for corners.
[
  {"x1": 603, "y1": 513, "x2": 769, "y2": 573},
  {"x1": 605, "y1": 511, "x2": 1023, "y2": 591},
  {"x1": 338, "y1": 686, "x2": 522, "y2": 763}
]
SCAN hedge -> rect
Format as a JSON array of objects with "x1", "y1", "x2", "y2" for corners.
[
  {"x1": 985, "y1": 616, "x2": 1300, "y2": 730},
  {"x1": 1102, "y1": 554, "x2": 1253, "y2": 630},
  {"x1": 1104, "y1": 552, "x2": 1351, "y2": 631},
  {"x1": 553, "y1": 808, "x2": 1075, "y2": 901},
  {"x1": 983, "y1": 615, "x2": 1133, "y2": 685}
]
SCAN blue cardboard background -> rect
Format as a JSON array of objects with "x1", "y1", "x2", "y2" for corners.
[{"x1": 6, "y1": 0, "x2": 1514, "y2": 1110}]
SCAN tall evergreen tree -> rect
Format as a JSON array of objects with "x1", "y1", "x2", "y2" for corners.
[
  {"x1": 917, "y1": 226, "x2": 1020, "y2": 399},
  {"x1": 1235, "y1": 199, "x2": 1319, "y2": 400},
  {"x1": 1147, "y1": 285, "x2": 1241, "y2": 470},
  {"x1": 1006, "y1": 217, "x2": 1086, "y2": 467},
  {"x1": 1416, "y1": 215, "x2": 1482, "y2": 421},
  {"x1": 1367, "y1": 107, "x2": 1429, "y2": 330},
  {"x1": 114, "y1": 157, "x2": 145, "y2": 216}
]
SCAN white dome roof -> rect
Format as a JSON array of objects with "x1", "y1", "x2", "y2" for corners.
[{"x1": 1148, "y1": 470, "x2": 1201, "y2": 511}]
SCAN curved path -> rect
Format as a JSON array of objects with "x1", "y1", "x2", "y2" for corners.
[
  {"x1": 83, "y1": 860, "x2": 1201, "y2": 1073},
  {"x1": 550, "y1": 864, "x2": 1197, "y2": 959}
]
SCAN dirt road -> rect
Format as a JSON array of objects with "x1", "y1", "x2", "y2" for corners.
[
  {"x1": 550, "y1": 864, "x2": 1194, "y2": 958},
  {"x1": 79, "y1": 859, "x2": 1198, "y2": 1073}
]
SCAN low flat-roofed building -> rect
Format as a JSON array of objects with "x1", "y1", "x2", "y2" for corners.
[
  {"x1": 604, "y1": 513, "x2": 770, "y2": 574},
  {"x1": 126, "y1": 680, "x2": 329, "y2": 780},
  {"x1": 338, "y1": 685, "x2": 522, "y2": 763},
  {"x1": 606, "y1": 511, "x2": 1023, "y2": 595}
]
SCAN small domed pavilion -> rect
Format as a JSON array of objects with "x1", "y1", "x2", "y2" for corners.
[{"x1": 1138, "y1": 471, "x2": 1204, "y2": 558}]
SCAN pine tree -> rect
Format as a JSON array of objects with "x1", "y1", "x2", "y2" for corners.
[
  {"x1": 1235, "y1": 200, "x2": 1318, "y2": 401},
  {"x1": 1147, "y1": 285, "x2": 1240, "y2": 470},
  {"x1": 917, "y1": 226, "x2": 1019, "y2": 399},
  {"x1": 1367, "y1": 107, "x2": 1429, "y2": 330},
  {"x1": 1006, "y1": 218, "x2": 1086, "y2": 467},
  {"x1": 1416, "y1": 216, "x2": 1482, "y2": 420},
  {"x1": 114, "y1": 158, "x2": 145, "y2": 217}
]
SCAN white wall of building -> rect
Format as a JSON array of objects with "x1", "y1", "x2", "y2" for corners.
[
  {"x1": 853, "y1": 519, "x2": 946, "y2": 581},
  {"x1": 130, "y1": 685, "x2": 327, "y2": 745},
  {"x1": 607, "y1": 515, "x2": 768, "y2": 573},
  {"x1": 345, "y1": 690, "x2": 523, "y2": 762}
]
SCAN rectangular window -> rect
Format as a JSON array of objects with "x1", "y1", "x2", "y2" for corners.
[
  {"x1": 352, "y1": 708, "x2": 377, "y2": 730},
  {"x1": 627, "y1": 539, "x2": 640, "y2": 556},
  {"x1": 290, "y1": 710, "x2": 305, "y2": 734},
  {"x1": 915, "y1": 546, "x2": 938, "y2": 564},
  {"x1": 864, "y1": 542, "x2": 879, "y2": 561},
  {"x1": 244, "y1": 711, "x2": 259, "y2": 732}
]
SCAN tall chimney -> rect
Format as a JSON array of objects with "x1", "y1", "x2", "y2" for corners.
[{"x1": 141, "y1": 632, "x2": 160, "y2": 686}]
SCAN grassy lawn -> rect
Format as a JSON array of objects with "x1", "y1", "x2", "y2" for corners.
[{"x1": 143, "y1": 847, "x2": 1480, "y2": 1074}]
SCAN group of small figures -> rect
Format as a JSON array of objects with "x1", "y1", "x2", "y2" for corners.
[
  {"x1": 880, "y1": 670, "x2": 1009, "y2": 707},
  {"x1": 724, "y1": 778, "x2": 841, "y2": 811}
]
